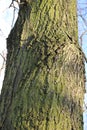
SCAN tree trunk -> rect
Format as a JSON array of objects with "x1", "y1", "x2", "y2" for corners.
[{"x1": 0, "y1": 0, "x2": 85, "y2": 130}]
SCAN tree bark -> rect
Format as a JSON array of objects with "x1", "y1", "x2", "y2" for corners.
[{"x1": 0, "y1": 0, "x2": 85, "y2": 130}]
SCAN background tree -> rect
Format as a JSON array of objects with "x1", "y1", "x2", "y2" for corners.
[{"x1": 0, "y1": 0, "x2": 86, "y2": 130}]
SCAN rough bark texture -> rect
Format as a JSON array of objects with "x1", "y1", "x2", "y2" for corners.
[{"x1": 0, "y1": 0, "x2": 85, "y2": 130}]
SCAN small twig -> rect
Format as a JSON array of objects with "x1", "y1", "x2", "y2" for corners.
[
  {"x1": 0, "y1": 52, "x2": 6, "y2": 74},
  {"x1": 9, "y1": 0, "x2": 19, "y2": 28},
  {"x1": 79, "y1": 30, "x2": 87, "y2": 46},
  {"x1": 9, "y1": 0, "x2": 20, "y2": 8},
  {"x1": 0, "y1": 53, "x2": 6, "y2": 62},
  {"x1": 79, "y1": 14, "x2": 87, "y2": 27}
]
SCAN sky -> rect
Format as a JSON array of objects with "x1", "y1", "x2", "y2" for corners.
[
  {"x1": 77, "y1": 1, "x2": 87, "y2": 129},
  {"x1": 0, "y1": 0, "x2": 87, "y2": 129},
  {"x1": 0, "y1": 0, "x2": 18, "y2": 92}
]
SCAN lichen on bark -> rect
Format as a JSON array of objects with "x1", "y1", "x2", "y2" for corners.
[{"x1": 0, "y1": 0, "x2": 85, "y2": 130}]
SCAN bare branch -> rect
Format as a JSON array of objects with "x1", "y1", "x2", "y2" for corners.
[
  {"x1": 0, "y1": 52, "x2": 6, "y2": 74},
  {"x1": 79, "y1": 30, "x2": 87, "y2": 46}
]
